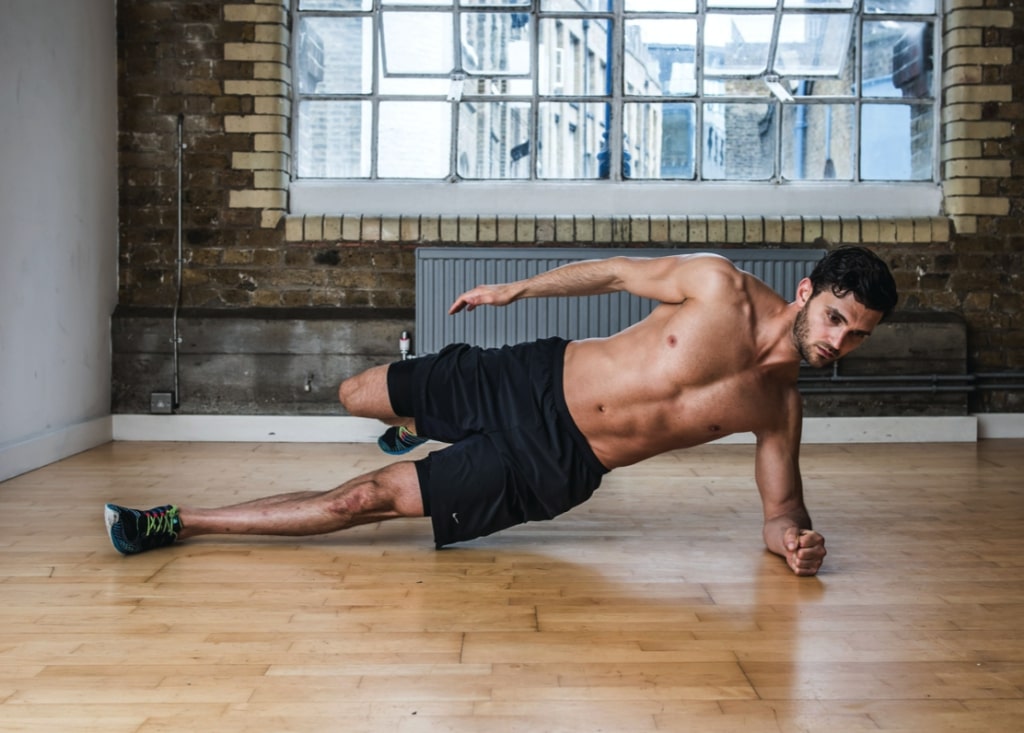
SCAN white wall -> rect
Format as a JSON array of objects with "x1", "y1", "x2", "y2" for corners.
[{"x1": 0, "y1": 1, "x2": 118, "y2": 481}]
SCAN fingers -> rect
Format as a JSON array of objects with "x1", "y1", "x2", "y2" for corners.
[
  {"x1": 789, "y1": 529, "x2": 826, "y2": 576},
  {"x1": 448, "y1": 297, "x2": 472, "y2": 315}
]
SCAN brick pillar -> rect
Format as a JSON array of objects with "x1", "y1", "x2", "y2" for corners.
[{"x1": 224, "y1": 1, "x2": 290, "y2": 229}]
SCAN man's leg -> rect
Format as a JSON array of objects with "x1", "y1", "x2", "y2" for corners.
[
  {"x1": 338, "y1": 363, "x2": 399, "y2": 421},
  {"x1": 340, "y1": 361, "x2": 428, "y2": 455},
  {"x1": 106, "y1": 461, "x2": 424, "y2": 554}
]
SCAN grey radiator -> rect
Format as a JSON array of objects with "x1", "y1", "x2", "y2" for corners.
[{"x1": 414, "y1": 247, "x2": 825, "y2": 355}]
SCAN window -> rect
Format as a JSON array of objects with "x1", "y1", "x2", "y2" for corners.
[{"x1": 291, "y1": 0, "x2": 941, "y2": 216}]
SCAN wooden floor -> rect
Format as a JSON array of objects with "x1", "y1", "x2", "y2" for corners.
[{"x1": 1, "y1": 440, "x2": 1023, "y2": 732}]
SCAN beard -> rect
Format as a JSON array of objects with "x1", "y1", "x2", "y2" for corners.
[{"x1": 792, "y1": 304, "x2": 836, "y2": 368}]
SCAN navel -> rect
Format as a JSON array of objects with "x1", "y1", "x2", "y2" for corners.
[{"x1": 598, "y1": 404, "x2": 607, "y2": 413}]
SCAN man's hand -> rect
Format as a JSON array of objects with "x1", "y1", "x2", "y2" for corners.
[
  {"x1": 782, "y1": 527, "x2": 826, "y2": 576},
  {"x1": 448, "y1": 284, "x2": 515, "y2": 315}
]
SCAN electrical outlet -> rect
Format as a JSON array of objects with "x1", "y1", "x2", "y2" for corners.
[{"x1": 150, "y1": 392, "x2": 174, "y2": 414}]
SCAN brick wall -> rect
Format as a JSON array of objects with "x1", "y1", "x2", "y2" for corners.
[{"x1": 116, "y1": 0, "x2": 1023, "y2": 414}]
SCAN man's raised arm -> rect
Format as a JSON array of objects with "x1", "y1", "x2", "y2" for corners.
[{"x1": 448, "y1": 252, "x2": 736, "y2": 314}]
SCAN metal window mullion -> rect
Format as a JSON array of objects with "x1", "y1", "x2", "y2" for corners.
[
  {"x1": 449, "y1": 3, "x2": 463, "y2": 180},
  {"x1": 768, "y1": 0, "x2": 787, "y2": 182},
  {"x1": 696, "y1": 0, "x2": 706, "y2": 181},
  {"x1": 931, "y1": 12, "x2": 942, "y2": 184},
  {"x1": 290, "y1": 5, "x2": 300, "y2": 179},
  {"x1": 529, "y1": 2, "x2": 539, "y2": 181},
  {"x1": 853, "y1": 12, "x2": 862, "y2": 183},
  {"x1": 609, "y1": 0, "x2": 623, "y2": 180},
  {"x1": 370, "y1": 1, "x2": 383, "y2": 179}
]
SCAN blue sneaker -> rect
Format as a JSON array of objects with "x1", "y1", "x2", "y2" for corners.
[
  {"x1": 377, "y1": 426, "x2": 427, "y2": 455},
  {"x1": 105, "y1": 503, "x2": 181, "y2": 555}
]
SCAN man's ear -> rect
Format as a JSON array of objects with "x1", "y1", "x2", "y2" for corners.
[{"x1": 795, "y1": 278, "x2": 814, "y2": 306}]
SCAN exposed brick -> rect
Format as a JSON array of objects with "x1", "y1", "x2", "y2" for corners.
[{"x1": 114, "y1": 0, "x2": 1024, "y2": 412}]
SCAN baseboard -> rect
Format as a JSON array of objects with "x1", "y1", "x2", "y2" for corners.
[
  {"x1": 0, "y1": 416, "x2": 114, "y2": 482},
  {"x1": 977, "y1": 413, "x2": 1024, "y2": 439},
  {"x1": 717, "y1": 416, "x2": 978, "y2": 445},
  {"x1": 111, "y1": 414, "x2": 982, "y2": 445},
  {"x1": 112, "y1": 414, "x2": 388, "y2": 443}
]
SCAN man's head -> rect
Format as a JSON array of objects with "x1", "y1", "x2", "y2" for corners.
[
  {"x1": 806, "y1": 245, "x2": 898, "y2": 322},
  {"x1": 792, "y1": 246, "x2": 898, "y2": 368}
]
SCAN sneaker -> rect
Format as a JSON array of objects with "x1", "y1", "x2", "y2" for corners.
[
  {"x1": 105, "y1": 503, "x2": 182, "y2": 555},
  {"x1": 377, "y1": 425, "x2": 428, "y2": 455}
]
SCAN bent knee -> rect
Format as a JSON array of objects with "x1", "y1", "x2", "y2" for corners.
[
  {"x1": 337, "y1": 377, "x2": 359, "y2": 412},
  {"x1": 338, "y1": 365, "x2": 393, "y2": 417}
]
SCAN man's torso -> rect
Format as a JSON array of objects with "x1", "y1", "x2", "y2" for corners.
[{"x1": 562, "y1": 269, "x2": 801, "y2": 469}]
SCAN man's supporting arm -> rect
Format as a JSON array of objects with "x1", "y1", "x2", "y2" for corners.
[{"x1": 754, "y1": 391, "x2": 827, "y2": 576}]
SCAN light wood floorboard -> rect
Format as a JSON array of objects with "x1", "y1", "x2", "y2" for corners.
[{"x1": 1, "y1": 440, "x2": 1023, "y2": 732}]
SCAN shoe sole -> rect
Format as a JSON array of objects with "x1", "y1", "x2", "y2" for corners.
[{"x1": 104, "y1": 504, "x2": 130, "y2": 555}]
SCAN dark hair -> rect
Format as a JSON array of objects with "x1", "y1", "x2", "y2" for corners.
[{"x1": 808, "y1": 245, "x2": 898, "y2": 321}]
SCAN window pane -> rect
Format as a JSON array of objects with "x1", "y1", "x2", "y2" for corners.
[
  {"x1": 864, "y1": 0, "x2": 935, "y2": 14},
  {"x1": 626, "y1": 0, "x2": 697, "y2": 11},
  {"x1": 790, "y1": 76, "x2": 851, "y2": 98},
  {"x1": 704, "y1": 78, "x2": 770, "y2": 97},
  {"x1": 623, "y1": 102, "x2": 695, "y2": 179},
  {"x1": 541, "y1": 0, "x2": 607, "y2": 11},
  {"x1": 458, "y1": 101, "x2": 531, "y2": 179},
  {"x1": 703, "y1": 103, "x2": 776, "y2": 180},
  {"x1": 462, "y1": 0, "x2": 530, "y2": 6},
  {"x1": 705, "y1": 14, "x2": 773, "y2": 76},
  {"x1": 774, "y1": 14, "x2": 852, "y2": 77},
  {"x1": 381, "y1": 12, "x2": 453, "y2": 75},
  {"x1": 537, "y1": 102, "x2": 608, "y2": 179},
  {"x1": 782, "y1": 103, "x2": 853, "y2": 180},
  {"x1": 708, "y1": 0, "x2": 777, "y2": 8},
  {"x1": 299, "y1": 0, "x2": 371, "y2": 9},
  {"x1": 297, "y1": 17, "x2": 372, "y2": 95},
  {"x1": 297, "y1": 101, "x2": 371, "y2": 178},
  {"x1": 538, "y1": 18, "x2": 611, "y2": 96},
  {"x1": 462, "y1": 12, "x2": 531, "y2": 76},
  {"x1": 625, "y1": 19, "x2": 697, "y2": 97},
  {"x1": 862, "y1": 21, "x2": 932, "y2": 99},
  {"x1": 378, "y1": 102, "x2": 451, "y2": 178},
  {"x1": 784, "y1": 0, "x2": 854, "y2": 8},
  {"x1": 861, "y1": 103, "x2": 933, "y2": 181}
]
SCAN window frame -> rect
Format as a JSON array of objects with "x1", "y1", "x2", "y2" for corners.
[{"x1": 289, "y1": 0, "x2": 943, "y2": 218}]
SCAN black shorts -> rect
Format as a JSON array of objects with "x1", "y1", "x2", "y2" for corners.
[{"x1": 387, "y1": 337, "x2": 609, "y2": 548}]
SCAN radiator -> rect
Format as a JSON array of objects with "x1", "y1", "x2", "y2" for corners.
[{"x1": 414, "y1": 247, "x2": 825, "y2": 355}]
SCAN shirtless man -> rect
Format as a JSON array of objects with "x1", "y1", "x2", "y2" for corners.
[{"x1": 105, "y1": 246, "x2": 897, "y2": 576}]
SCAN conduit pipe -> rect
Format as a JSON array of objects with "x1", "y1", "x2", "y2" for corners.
[
  {"x1": 171, "y1": 113, "x2": 185, "y2": 409},
  {"x1": 797, "y1": 367, "x2": 1024, "y2": 395}
]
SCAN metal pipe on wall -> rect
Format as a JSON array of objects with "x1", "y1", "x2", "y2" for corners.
[{"x1": 172, "y1": 113, "x2": 184, "y2": 409}]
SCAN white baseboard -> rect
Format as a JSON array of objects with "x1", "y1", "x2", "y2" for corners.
[
  {"x1": 111, "y1": 414, "x2": 983, "y2": 445},
  {"x1": 715, "y1": 416, "x2": 978, "y2": 445},
  {"x1": 112, "y1": 414, "x2": 387, "y2": 443},
  {"x1": 0, "y1": 416, "x2": 114, "y2": 482}
]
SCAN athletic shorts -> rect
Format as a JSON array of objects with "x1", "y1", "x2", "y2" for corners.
[{"x1": 386, "y1": 337, "x2": 609, "y2": 548}]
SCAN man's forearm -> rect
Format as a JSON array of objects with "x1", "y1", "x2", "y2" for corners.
[{"x1": 511, "y1": 258, "x2": 623, "y2": 301}]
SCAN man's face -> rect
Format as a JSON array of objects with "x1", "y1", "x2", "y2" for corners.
[{"x1": 792, "y1": 282, "x2": 884, "y2": 368}]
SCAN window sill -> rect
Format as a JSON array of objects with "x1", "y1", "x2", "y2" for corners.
[{"x1": 290, "y1": 180, "x2": 944, "y2": 220}]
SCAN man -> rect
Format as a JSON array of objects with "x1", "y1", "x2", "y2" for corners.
[{"x1": 106, "y1": 246, "x2": 897, "y2": 576}]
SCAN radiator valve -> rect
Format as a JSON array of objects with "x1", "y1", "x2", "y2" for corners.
[{"x1": 399, "y1": 331, "x2": 411, "y2": 360}]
